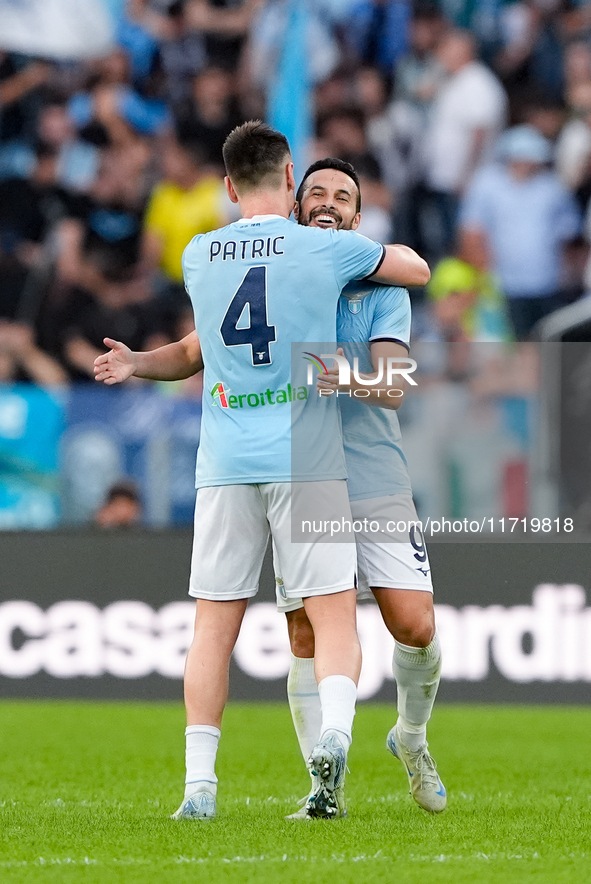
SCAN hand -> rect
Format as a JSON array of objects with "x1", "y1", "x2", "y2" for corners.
[
  {"x1": 94, "y1": 337, "x2": 136, "y2": 385},
  {"x1": 316, "y1": 347, "x2": 347, "y2": 395}
]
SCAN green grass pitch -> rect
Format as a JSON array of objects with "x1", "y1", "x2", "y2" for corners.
[{"x1": 2, "y1": 701, "x2": 590, "y2": 883}]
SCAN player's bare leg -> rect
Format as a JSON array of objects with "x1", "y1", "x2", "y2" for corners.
[
  {"x1": 185, "y1": 598, "x2": 248, "y2": 726},
  {"x1": 302, "y1": 588, "x2": 361, "y2": 684},
  {"x1": 173, "y1": 598, "x2": 248, "y2": 820},
  {"x1": 292, "y1": 589, "x2": 359, "y2": 819},
  {"x1": 287, "y1": 605, "x2": 316, "y2": 659},
  {"x1": 372, "y1": 587, "x2": 435, "y2": 648},
  {"x1": 371, "y1": 587, "x2": 440, "y2": 746},
  {"x1": 372, "y1": 587, "x2": 446, "y2": 813}
]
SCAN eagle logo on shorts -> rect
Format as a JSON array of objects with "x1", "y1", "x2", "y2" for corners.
[{"x1": 276, "y1": 576, "x2": 287, "y2": 599}]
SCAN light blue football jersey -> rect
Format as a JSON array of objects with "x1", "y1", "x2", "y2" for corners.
[
  {"x1": 182, "y1": 215, "x2": 385, "y2": 487},
  {"x1": 337, "y1": 281, "x2": 413, "y2": 501}
]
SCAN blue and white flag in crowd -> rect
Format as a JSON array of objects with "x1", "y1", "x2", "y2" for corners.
[
  {"x1": 268, "y1": 0, "x2": 312, "y2": 182},
  {"x1": 0, "y1": 0, "x2": 125, "y2": 59}
]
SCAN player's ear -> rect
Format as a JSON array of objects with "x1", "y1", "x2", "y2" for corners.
[
  {"x1": 293, "y1": 201, "x2": 300, "y2": 221},
  {"x1": 225, "y1": 176, "x2": 239, "y2": 204},
  {"x1": 286, "y1": 161, "x2": 296, "y2": 194},
  {"x1": 351, "y1": 212, "x2": 361, "y2": 230}
]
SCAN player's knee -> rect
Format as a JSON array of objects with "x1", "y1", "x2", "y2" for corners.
[{"x1": 392, "y1": 617, "x2": 435, "y2": 648}]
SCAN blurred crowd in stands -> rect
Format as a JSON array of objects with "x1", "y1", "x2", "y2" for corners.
[{"x1": 1, "y1": 0, "x2": 591, "y2": 388}]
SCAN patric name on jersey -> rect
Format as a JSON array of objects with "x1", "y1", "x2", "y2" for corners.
[{"x1": 209, "y1": 236, "x2": 285, "y2": 262}]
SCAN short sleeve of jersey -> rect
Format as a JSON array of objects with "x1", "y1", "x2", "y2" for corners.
[
  {"x1": 330, "y1": 229, "x2": 385, "y2": 290},
  {"x1": 181, "y1": 233, "x2": 203, "y2": 295},
  {"x1": 369, "y1": 286, "x2": 411, "y2": 345}
]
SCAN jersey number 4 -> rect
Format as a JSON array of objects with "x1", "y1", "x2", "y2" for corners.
[{"x1": 220, "y1": 266, "x2": 276, "y2": 365}]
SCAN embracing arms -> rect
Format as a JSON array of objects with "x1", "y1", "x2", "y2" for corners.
[
  {"x1": 316, "y1": 341, "x2": 413, "y2": 411},
  {"x1": 372, "y1": 245, "x2": 430, "y2": 288}
]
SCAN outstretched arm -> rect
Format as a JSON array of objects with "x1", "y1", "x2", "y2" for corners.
[
  {"x1": 371, "y1": 245, "x2": 430, "y2": 287},
  {"x1": 94, "y1": 331, "x2": 203, "y2": 385}
]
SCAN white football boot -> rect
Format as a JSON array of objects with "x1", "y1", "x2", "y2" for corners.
[
  {"x1": 286, "y1": 781, "x2": 347, "y2": 820},
  {"x1": 386, "y1": 723, "x2": 447, "y2": 813},
  {"x1": 171, "y1": 784, "x2": 216, "y2": 820},
  {"x1": 304, "y1": 731, "x2": 348, "y2": 820}
]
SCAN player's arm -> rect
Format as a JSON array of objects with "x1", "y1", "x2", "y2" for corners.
[
  {"x1": 94, "y1": 331, "x2": 203, "y2": 385},
  {"x1": 317, "y1": 341, "x2": 412, "y2": 411},
  {"x1": 370, "y1": 244, "x2": 431, "y2": 287},
  {"x1": 334, "y1": 231, "x2": 430, "y2": 290}
]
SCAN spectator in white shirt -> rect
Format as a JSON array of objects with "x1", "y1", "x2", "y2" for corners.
[{"x1": 423, "y1": 29, "x2": 508, "y2": 261}]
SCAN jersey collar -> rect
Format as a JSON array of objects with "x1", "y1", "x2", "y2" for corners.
[{"x1": 237, "y1": 214, "x2": 287, "y2": 222}]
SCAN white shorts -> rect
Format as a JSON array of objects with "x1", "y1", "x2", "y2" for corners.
[
  {"x1": 189, "y1": 481, "x2": 356, "y2": 601},
  {"x1": 276, "y1": 493, "x2": 433, "y2": 613}
]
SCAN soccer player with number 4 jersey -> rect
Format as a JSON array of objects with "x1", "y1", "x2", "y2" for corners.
[{"x1": 94, "y1": 122, "x2": 431, "y2": 821}]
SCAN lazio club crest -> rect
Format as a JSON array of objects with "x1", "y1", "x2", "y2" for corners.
[{"x1": 348, "y1": 298, "x2": 362, "y2": 314}]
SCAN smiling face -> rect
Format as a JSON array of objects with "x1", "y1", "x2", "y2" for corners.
[{"x1": 296, "y1": 168, "x2": 361, "y2": 231}]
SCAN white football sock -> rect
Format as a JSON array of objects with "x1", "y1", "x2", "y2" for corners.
[
  {"x1": 287, "y1": 654, "x2": 321, "y2": 762},
  {"x1": 184, "y1": 725, "x2": 220, "y2": 796},
  {"x1": 318, "y1": 674, "x2": 357, "y2": 750},
  {"x1": 393, "y1": 633, "x2": 441, "y2": 752}
]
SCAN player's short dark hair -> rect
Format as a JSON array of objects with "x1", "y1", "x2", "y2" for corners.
[
  {"x1": 222, "y1": 120, "x2": 291, "y2": 193},
  {"x1": 296, "y1": 158, "x2": 361, "y2": 213}
]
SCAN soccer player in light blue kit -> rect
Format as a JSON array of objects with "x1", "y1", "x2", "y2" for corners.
[
  {"x1": 278, "y1": 159, "x2": 446, "y2": 819},
  {"x1": 94, "y1": 123, "x2": 431, "y2": 820}
]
